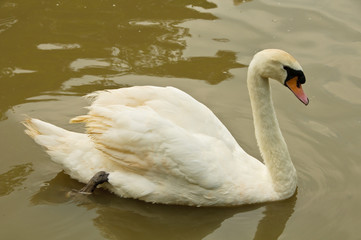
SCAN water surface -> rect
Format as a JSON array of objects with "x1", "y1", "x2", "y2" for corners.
[{"x1": 1, "y1": 0, "x2": 361, "y2": 239}]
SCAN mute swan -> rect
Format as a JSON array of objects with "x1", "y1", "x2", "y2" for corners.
[{"x1": 24, "y1": 49, "x2": 308, "y2": 207}]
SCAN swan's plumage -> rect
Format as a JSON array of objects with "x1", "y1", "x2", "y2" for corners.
[{"x1": 24, "y1": 49, "x2": 308, "y2": 206}]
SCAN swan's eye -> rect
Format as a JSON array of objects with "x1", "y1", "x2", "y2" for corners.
[{"x1": 283, "y1": 66, "x2": 305, "y2": 87}]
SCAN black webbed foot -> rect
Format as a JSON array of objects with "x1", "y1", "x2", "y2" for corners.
[
  {"x1": 67, "y1": 171, "x2": 109, "y2": 197},
  {"x1": 79, "y1": 171, "x2": 109, "y2": 194}
]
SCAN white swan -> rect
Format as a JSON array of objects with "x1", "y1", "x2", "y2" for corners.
[{"x1": 24, "y1": 49, "x2": 309, "y2": 207}]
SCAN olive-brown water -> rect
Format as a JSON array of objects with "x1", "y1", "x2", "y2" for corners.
[{"x1": 1, "y1": 0, "x2": 361, "y2": 239}]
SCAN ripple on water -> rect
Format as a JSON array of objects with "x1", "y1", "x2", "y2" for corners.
[
  {"x1": 324, "y1": 78, "x2": 361, "y2": 105},
  {"x1": 0, "y1": 67, "x2": 36, "y2": 78},
  {"x1": 307, "y1": 120, "x2": 337, "y2": 138},
  {"x1": 0, "y1": 17, "x2": 18, "y2": 34},
  {"x1": 37, "y1": 43, "x2": 81, "y2": 50},
  {"x1": 69, "y1": 58, "x2": 131, "y2": 72}
]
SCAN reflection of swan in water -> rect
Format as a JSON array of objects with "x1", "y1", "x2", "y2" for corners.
[
  {"x1": 32, "y1": 172, "x2": 296, "y2": 240},
  {"x1": 253, "y1": 193, "x2": 296, "y2": 240},
  {"x1": 24, "y1": 49, "x2": 308, "y2": 206}
]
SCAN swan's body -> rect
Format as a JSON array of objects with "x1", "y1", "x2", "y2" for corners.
[{"x1": 24, "y1": 49, "x2": 308, "y2": 206}]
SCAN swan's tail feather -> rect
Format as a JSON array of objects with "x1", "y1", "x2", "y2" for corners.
[
  {"x1": 23, "y1": 118, "x2": 73, "y2": 149},
  {"x1": 23, "y1": 118, "x2": 41, "y2": 139},
  {"x1": 24, "y1": 118, "x2": 63, "y2": 137},
  {"x1": 23, "y1": 118, "x2": 98, "y2": 183}
]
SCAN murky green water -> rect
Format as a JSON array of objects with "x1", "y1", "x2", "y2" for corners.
[{"x1": 1, "y1": 0, "x2": 361, "y2": 239}]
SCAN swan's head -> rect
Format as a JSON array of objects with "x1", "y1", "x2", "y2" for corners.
[{"x1": 250, "y1": 49, "x2": 309, "y2": 105}]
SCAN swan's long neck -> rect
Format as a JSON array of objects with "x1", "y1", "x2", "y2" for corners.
[{"x1": 247, "y1": 64, "x2": 297, "y2": 198}]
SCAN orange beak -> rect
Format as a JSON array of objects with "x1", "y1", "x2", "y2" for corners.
[{"x1": 285, "y1": 77, "x2": 309, "y2": 105}]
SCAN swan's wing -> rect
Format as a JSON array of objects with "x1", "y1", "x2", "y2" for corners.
[
  {"x1": 71, "y1": 86, "x2": 245, "y2": 189},
  {"x1": 85, "y1": 86, "x2": 242, "y2": 152},
  {"x1": 73, "y1": 105, "x2": 233, "y2": 190}
]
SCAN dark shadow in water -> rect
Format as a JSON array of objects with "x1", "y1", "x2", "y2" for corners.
[
  {"x1": 60, "y1": 50, "x2": 246, "y2": 93},
  {"x1": 253, "y1": 192, "x2": 297, "y2": 240},
  {"x1": 0, "y1": 0, "x2": 249, "y2": 119},
  {"x1": 140, "y1": 50, "x2": 245, "y2": 85},
  {"x1": 32, "y1": 172, "x2": 296, "y2": 240},
  {"x1": 0, "y1": 163, "x2": 33, "y2": 197}
]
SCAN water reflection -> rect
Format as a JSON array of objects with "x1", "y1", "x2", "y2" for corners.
[
  {"x1": 0, "y1": 163, "x2": 33, "y2": 197},
  {"x1": 0, "y1": 16, "x2": 18, "y2": 34},
  {"x1": 32, "y1": 172, "x2": 296, "y2": 240},
  {"x1": 253, "y1": 194, "x2": 296, "y2": 240},
  {"x1": 0, "y1": 0, "x2": 247, "y2": 120},
  {"x1": 139, "y1": 50, "x2": 244, "y2": 84},
  {"x1": 62, "y1": 50, "x2": 245, "y2": 92}
]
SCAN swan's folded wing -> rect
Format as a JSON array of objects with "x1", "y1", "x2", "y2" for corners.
[
  {"x1": 71, "y1": 103, "x2": 235, "y2": 190},
  {"x1": 83, "y1": 86, "x2": 243, "y2": 154}
]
